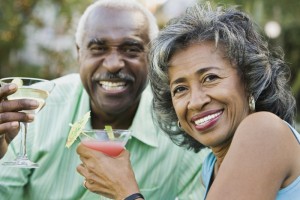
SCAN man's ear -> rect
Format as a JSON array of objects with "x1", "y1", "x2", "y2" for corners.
[{"x1": 76, "y1": 44, "x2": 80, "y2": 62}]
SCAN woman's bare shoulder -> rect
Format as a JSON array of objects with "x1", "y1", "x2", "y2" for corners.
[
  {"x1": 230, "y1": 111, "x2": 295, "y2": 167},
  {"x1": 236, "y1": 111, "x2": 288, "y2": 140},
  {"x1": 211, "y1": 115, "x2": 297, "y2": 199}
]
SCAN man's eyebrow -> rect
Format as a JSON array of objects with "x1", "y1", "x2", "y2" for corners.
[
  {"x1": 87, "y1": 39, "x2": 106, "y2": 48},
  {"x1": 121, "y1": 39, "x2": 145, "y2": 50},
  {"x1": 86, "y1": 38, "x2": 145, "y2": 50}
]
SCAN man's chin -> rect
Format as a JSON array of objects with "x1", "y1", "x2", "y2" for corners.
[{"x1": 101, "y1": 103, "x2": 132, "y2": 115}]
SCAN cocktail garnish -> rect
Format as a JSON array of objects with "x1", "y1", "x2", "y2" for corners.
[
  {"x1": 105, "y1": 125, "x2": 115, "y2": 140},
  {"x1": 66, "y1": 111, "x2": 91, "y2": 148},
  {"x1": 11, "y1": 78, "x2": 23, "y2": 87}
]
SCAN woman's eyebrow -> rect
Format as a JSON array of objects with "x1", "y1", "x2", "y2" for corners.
[{"x1": 170, "y1": 66, "x2": 220, "y2": 86}]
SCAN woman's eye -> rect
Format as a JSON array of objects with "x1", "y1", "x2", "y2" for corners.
[
  {"x1": 172, "y1": 86, "x2": 186, "y2": 96},
  {"x1": 204, "y1": 74, "x2": 219, "y2": 83}
]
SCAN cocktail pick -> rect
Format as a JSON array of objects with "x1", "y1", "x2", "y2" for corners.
[
  {"x1": 105, "y1": 125, "x2": 115, "y2": 140},
  {"x1": 66, "y1": 111, "x2": 91, "y2": 148}
]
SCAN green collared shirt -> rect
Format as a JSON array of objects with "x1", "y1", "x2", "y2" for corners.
[{"x1": 0, "y1": 74, "x2": 209, "y2": 200}]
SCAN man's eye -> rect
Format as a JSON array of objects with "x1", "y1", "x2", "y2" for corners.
[
  {"x1": 90, "y1": 46, "x2": 107, "y2": 52},
  {"x1": 122, "y1": 46, "x2": 143, "y2": 56}
]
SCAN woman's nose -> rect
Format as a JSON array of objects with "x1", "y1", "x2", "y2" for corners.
[{"x1": 187, "y1": 88, "x2": 211, "y2": 110}]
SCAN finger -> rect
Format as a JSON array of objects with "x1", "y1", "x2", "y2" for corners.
[
  {"x1": 76, "y1": 143, "x2": 100, "y2": 158},
  {"x1": 83, "y1": 179, "x2": 99, "y2": 193},
  {"x1": 0, "y1": 99, "x2": 39, "y2": 113},
  {"x1": 0, "y1": 112, "x2": 35, "y2": 124},
  {"x1": 77, "y1": 164, "x2": 98, "y2": 192},
  {"x1": 77, "y1": 163, "x2": 97, "y2": 182},
  {"x1": 4, "y1": 126, "x2": 20, "y2": 142},
  {"x1": 77, "y1": 162, "x2": 121, "y2": 199},
  {"x1": 76, "y1": 163, "x2": 88, "y2": 177},
  {"x1": 0, "y1": 83, "x2": 18, "y2": 99},
  {"x1": 76, "y1": 143, "x2": 87, "y2": 155},
  {"x1": 0, "y1": 121, "x2": 19, "y2": 135},
  {"x1": 118, "y1": 149, "x2": 130, "y2": 157},
  {"x1": 76, "y1": 143, "x2": 85, "y2": 154}
]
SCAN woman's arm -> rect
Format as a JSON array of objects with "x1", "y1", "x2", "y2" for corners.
[{"x1": 207, "y1": 112, "x2": 297, "y2": 200}]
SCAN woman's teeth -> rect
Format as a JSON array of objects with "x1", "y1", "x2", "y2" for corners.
[{"x1": 195, "y1": 112, "x2": 222, "y2": 125}]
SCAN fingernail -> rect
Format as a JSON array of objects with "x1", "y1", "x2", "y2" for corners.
[
  {"x1": 11, "y1": 121, "x2": 19, "y2": 128},
  {"x1": 30, "y1": 100, "x2": 39, "y2": 107},
  {"x1": 27, "y1": 114, "x2": 35, "y2": 121},
  {"x1": 8, "y1": 84, "x2": 17, "y2": 90}
]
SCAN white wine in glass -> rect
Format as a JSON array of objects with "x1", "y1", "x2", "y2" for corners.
[{"x1": 0, "y1": 77, "x2": 55, "y2": 168}]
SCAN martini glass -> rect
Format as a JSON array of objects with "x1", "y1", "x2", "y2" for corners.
[
  {"x1": 0, "y1": 77, "x2": 55, "y2": 168},
  {"x1": 79, "y1": 129, "x2": 131, "y2": 157}
]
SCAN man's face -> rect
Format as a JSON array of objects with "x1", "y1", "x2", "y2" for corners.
[{"x1": 78, "y1": 7, "x2": 150, "y2": 116}]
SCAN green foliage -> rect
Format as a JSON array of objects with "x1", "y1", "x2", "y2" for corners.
[
  {"x1": 0, "y1": 0, "x2": 92, "y2": 78},
  {"x1": 0, "y1": 0, "x2": 299, "y2": 121}
]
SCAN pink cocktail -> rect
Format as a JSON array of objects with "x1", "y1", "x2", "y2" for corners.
[
  {"x1": 79, "y1": 129, "x2": 131, "y2": 157},
  {"x1": 81, "y1": 140, "x2": 125, "y2": 157}
]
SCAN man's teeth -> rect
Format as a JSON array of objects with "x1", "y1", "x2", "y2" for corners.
[
  {"x1": 100, "y1": 81, "x2": 126, "y2": 90},
  {"x1": 195, "y1": 112, "x2": 221, "y2": 125}
]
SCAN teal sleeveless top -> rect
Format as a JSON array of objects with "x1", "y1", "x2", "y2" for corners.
[{"x1": 201, "y1": 122, "x2": 300, "y2": 200}]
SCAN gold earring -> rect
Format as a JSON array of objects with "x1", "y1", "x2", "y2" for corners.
[
  {"x1": 249, "y1": 95, "x2": 255, "y2": 112},
  {"x1": 177, "y1": 121, "x2": 184, "y2": 131}
]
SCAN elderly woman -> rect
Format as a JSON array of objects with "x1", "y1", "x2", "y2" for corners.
[
  {"x1": 149, "y1": 3, "x2": 300, "y2": 199},
  {"x1": 77, "y1": 3, "x2": 300, "y2": 199}
]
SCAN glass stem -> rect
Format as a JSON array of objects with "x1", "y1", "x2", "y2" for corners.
[{"x1": 19, "y1": 122, "x2": 28, "y2": 158}]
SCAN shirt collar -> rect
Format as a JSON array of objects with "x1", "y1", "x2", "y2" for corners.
[
  {"x1": 129, "y1": 85, "x2": 159, "y2": 148},
  {"x1": 82, "y1": 84, "x2": 159, "y2": 148}
]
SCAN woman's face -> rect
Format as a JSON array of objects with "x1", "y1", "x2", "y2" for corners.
[{"x1": 168, "y1": 41, "x2": 250, "y2": 149}]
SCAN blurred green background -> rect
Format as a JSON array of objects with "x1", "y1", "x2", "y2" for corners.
[{"x1": 0, "y1": 0, "x2": 299, "y2": 123}]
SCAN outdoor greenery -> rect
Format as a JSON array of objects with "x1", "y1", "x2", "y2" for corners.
[
  {"x1": 0, "y1": 0, "x2": 299, "y2": 120},
  {"x1": 0, "y1": 0, "x2": 92, "y2": 78}
]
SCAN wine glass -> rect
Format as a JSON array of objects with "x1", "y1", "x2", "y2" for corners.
[
  {"x1": 79, "y1": 129, "x2": 132, "y2": 157},
  {"x1": 0, "y1": 77, "x2": 55, "y2": 168}
]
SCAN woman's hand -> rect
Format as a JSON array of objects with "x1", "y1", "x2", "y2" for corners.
[
  {"x1": 76, "y1": 143, "x2": 140, "y2": 199},
  {"x1": 0, "y1": 83, "x2": 38, "y2": 158}
]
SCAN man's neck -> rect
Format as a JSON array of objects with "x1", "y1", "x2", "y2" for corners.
[{"x1": 90, "y1": 102, "x2": 139, "y2": 130}]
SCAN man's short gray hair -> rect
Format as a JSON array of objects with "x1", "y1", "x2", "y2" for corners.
[{"x1": 75, "y1": 0, "x2": 159, "y2": 48}]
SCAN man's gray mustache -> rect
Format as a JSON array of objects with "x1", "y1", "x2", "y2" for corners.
[{"x1": 96, "y1": 73, "x2": 135, "y2": 82}]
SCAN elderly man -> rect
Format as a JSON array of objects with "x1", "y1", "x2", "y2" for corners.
[{"x1": 0, "y1": 0, "x2": 208, "y2": 199}]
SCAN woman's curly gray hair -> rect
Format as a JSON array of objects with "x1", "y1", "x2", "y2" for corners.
[{"x1": 149, "y1": 3, "x2": 296, "y2": 152}]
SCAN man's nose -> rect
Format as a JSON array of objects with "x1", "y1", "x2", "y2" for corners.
[{"x1": 102, "y1": 50, "x2": 125, "y2": 73}]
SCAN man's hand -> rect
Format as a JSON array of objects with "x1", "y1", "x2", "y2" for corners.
[{"x1": 0, "y1": 83, "x2": 38, "y2": 159}]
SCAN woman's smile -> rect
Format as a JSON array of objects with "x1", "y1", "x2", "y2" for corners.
[{"x1": 192, "y1": 110, "x2": 223, "y2": 131}]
